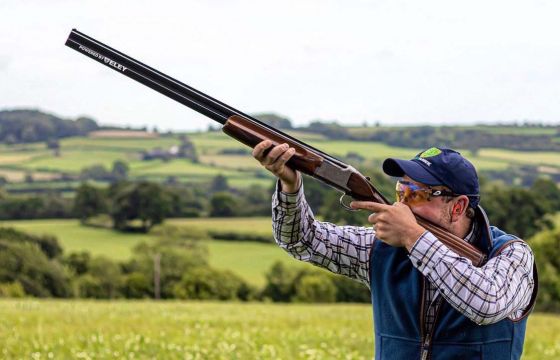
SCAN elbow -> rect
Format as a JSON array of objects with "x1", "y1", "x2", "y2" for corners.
[{"x1": 472, "y1": 301, "x2": 510, "y2": 326}]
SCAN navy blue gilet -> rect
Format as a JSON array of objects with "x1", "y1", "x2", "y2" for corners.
[{"x1": 369, "y1": 207, "x2": 538, "y2": 360}]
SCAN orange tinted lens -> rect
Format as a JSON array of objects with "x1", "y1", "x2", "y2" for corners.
[{"x1": 396, "y1": 181, "x2": 430, "y2": 205}]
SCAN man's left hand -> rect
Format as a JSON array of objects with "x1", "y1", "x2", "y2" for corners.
[{"x1": 350, "y1": 201, "x2": 426, "y2": 251}]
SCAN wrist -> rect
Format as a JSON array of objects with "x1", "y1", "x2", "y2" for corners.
[
  {"x1": 280, "y1": 173, "x2": 301, "y2": 194},
  {"x1": 405, "y1": 225, "x2": 426, "y2": 252}
]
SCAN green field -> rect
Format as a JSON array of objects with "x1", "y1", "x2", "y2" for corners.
[
  {"x1": 1, "y1": 131, "x2": 559, "y2": 193},
  {"x1": 0, "y1": 299, "x2": 558, "y2": 359},
  {"x1": 0, "y1": 218, "x2": 309, "y2": 286}
]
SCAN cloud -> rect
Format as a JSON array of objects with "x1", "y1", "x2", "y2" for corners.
[{"x1": 0, "y1": 55, "x2": 10, "y2": 71}]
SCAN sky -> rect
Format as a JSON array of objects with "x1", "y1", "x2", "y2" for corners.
[{"x1": 1, "y1": 0, "x2": 560, "y2": 131}]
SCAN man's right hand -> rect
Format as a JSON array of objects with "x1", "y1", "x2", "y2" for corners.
[{"x1": 252, "y1": 140, "x2": 301, "y2": 193}]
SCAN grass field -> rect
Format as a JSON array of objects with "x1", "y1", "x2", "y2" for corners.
[
  {"x1": 0, "y1": 299, "x2": 558, "y2": 359},
  {"x1": 1, "y1": 131, "x2": 559, "y2": 194},
  {"x1": 0, "y1": 218, "x2": 306, "y2": 286},
  {"x1": 167, "y1": 218, "x2": 274, "y2": 238},
  {"x1": 3, "y1": 132, "x2": 559, "y2": 177}
]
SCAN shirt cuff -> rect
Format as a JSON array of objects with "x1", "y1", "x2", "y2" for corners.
[
  {"x1": 274, "y1": 179, "x2": 304, "y2": 211},
  {"x1": 408, "y1": 231, "x2": 449, "y2": 275}
]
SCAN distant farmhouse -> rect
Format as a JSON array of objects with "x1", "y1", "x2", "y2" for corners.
[{"x1": 142, "y1": 135, "x2": 197, "y2": 162}]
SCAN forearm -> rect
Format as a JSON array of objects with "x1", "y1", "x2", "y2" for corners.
[
  {"x1": 409, "y1": 232, "x2": 535, "y2": 325},
  {"x1": 272, "y1": 180, "x2": 375, "y2": 286}
]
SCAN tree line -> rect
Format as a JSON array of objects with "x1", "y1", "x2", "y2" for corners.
[
  {"x1": 1, "y1": 171, "x2": 559, "y2": 309},
  {"x1": 0, "y1": 225, "x2": 368, "y2": 303},
  {"x1": 296, "y1": 121, "x2": 560, "y2": 152},
  {"x1": 0, "y1": 110, "x2": 98, "y2": 144},
  {"x1": 3, "y1": 109, "x2": 559, "y2": 153},
  {"x1": 1, "y1": 169, "x2": 559, "y2": 241},
  {"x1": 1, "y1": 214, "x2": 559, "y2": 310}
]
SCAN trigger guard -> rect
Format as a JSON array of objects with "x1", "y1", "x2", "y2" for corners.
[{"x1": 339, "y1": 193, "x2": 359, "y2": 211}]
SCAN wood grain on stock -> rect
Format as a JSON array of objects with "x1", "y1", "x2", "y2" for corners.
[
  {"x1": 416, "y1": 218, "x2": 485, "y2": 266},
  {"x1": 347, "y1": 172, "x2": 389, "y2": 204},
  {"x1": 222, "y1": 115, "x2": 324, "y2": 175}
]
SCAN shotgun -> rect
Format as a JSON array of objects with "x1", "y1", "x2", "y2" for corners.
[{"x1": 64, "y1": 29, "x2": 487, "y2": 266}]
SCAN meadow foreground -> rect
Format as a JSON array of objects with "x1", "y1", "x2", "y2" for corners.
[{"x1": 1, "y1": 299, "x2": 559, "y2": 359}]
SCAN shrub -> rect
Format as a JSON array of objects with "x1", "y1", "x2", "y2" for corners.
[
  {"x1": 532, "y1": 226, "x2": 560, "y2": 312},
  {"x1": 331, "y1": 275, "x2": 371, "y2": 303},
  {"x1": 121, "y1": 272, "x2": 152, "y2": 299},
  {"x1": 0, "y1": 281, "x2": 25, "y2": 298},
  {"x1": 0, "y1": 227, "x2": 62, "y2": 258},
  {"x1": 0, "y1": 240, "x2": 71, "y2": 297},
  {"x1": 262, "y1": 262, "x2": 299, "y2": 302},
  {"x1": 293, "y1": 273, "x2": 337, "y2": 303},
  {"x1": 75, "y1": 256, "x2": 122, "y2": 299},
  {"x1": 172, "y1": 267, "x2": 250, "y2": 301}
]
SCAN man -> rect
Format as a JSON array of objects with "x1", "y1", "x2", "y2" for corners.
[{"x1": 252, "y1": 141, "x2": 537, "y2": 360}]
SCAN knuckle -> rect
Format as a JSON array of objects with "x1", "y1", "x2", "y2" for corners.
[{"x1": 271, "y1": 163, "x2": 282, "y2": 172}]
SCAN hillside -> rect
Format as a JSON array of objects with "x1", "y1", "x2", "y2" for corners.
[{"x1": 0, "y1": 109, "x2": 559, "y2": 195}]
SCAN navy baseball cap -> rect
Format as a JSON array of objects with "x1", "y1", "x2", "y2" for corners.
[{"x1": 382, "y1": 147, "x2": 480, "y2": 208}]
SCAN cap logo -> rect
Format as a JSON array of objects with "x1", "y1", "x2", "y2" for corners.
[
  {"x1": 417, "y1": 157, "x2": 432, "y2": 166},
  {"x1": 419, "y1": 147, "x2": 441, "y2": 158}
]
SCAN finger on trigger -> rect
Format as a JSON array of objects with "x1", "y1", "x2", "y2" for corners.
[{"x1": 350, "y1": 201, "x2": 382, "y2": 211}]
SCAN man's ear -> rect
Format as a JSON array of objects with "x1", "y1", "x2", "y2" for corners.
[{"x1": 451, "y1": 196, "x2": 469, "y2": 222}]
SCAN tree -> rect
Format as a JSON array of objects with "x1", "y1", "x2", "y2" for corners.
[
  {"x1": 111, "y1": 160, "x2": 129, "y2": 181},
  {"x1": 0, "y1": 240, "x2": 71, "y2": 297},
  {"x1": 531, "y1": 178, "x2": 560, "y2": 213},
  {"x1": 178, "y1": 134, "x2": 198, "y2": 162},
  {"x1": 75, "y1": 116, "x2": 99, "y2": 133},
  {"x1": 110, "y1": 182, "x2": 171, "y2": 232},
  {"x1": 172, "y1": 267, "x2": 249, "y2": 300},
  {"x1": 331, "y1": 274, "x2": 370, "y2": 302},
  {"x1": 481, "y1": 185, "x2": 552, "y2": 239},
  {"x1": 76, "y1": 256, "x2": 122, "y2": 298},
  {"x1": 210, "y1": 174, "x2": 229, "y2": 192},
  {"x1": 253, "y1": 113, "x2": 293, "y2": 129},
  {"x1": 74, "y1": 183, "x2": 107, "y2": 223},
  {"x1": 0, "y1": 227, "x2": 63, "y2": 259},
  {"x1": 237, "y1": 185, "x2": 271, "y2": 216},
  {"x1": 120, "y1": 272, "x2": 151, "y2": 299},
  {"x1": 262, "y1": 261, "x2": 298, "y2": 302},
  {"x1": 64, "y1": 251, "x2": 91, "y2": 276},
  {"x1": 531, "y1": 226, "x2": 560, "y2": 312},
  {"x1": 0, "y1": 110, "x2": 98, "y2": 143},
  {"x1": 293, "y1": 273, "x2": 336, "y2": 303},
  {"x1": 124, "y1": 236, "x2": 209, "y2": 298},
  {"x1": 46, "y1": 138, "x2": 61, "y2": 156},
  {"x1": 80, "y1": 164, "x2": 110, "y2": 181},
  {"x1": 209, "y1": 192, "x2": 238, "y2": 217}
]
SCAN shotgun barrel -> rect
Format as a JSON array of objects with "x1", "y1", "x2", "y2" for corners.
[{"x1": 64, "y1": 29, "x2": 346, "y2": 167}]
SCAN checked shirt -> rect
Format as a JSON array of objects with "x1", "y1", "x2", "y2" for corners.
[{"x1": 272, "y1": 182, "x2": 535, "y2": 332}]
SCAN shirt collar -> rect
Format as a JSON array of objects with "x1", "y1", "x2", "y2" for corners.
[{"x1": 464, "y1": 219, "x2": 478, "y2": 244}]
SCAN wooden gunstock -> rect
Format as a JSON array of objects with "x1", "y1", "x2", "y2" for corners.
[{"x1": 222, "y1": 115, "x2": 324, "y2": 176}]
